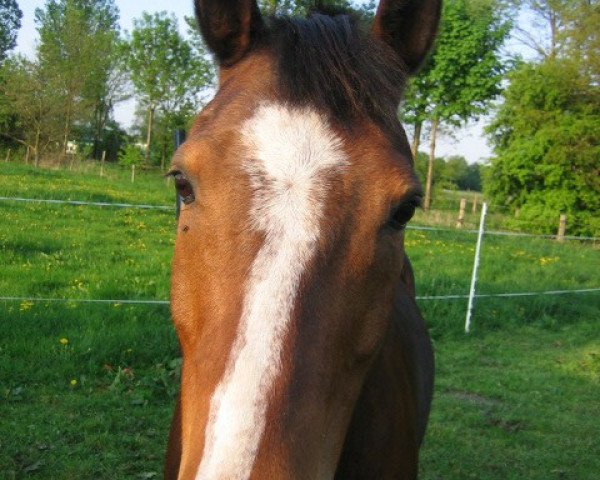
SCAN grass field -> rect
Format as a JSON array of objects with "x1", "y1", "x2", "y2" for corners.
[{"x1": 1, "y1": 163, "x2": 599, "y2": 479}]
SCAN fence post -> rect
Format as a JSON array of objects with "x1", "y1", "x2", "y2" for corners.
[
  {"x1": 5, "y1": 149, "x2": 11, "y2": 163},
  {"x1": 465, "y1": 202, "x2": 488, "y2": 334},
  {"x1": 100, "y1": 151, "x2": 106, "y2": 177},
  {"x1": 25, "y1": 146, "x2": 30, "y2": 165},
  {"x1": 131, "y1": 164, "x2": 136, "y2": 183},
  {"x1": 472, "y1": 196, "x2": 478, "y2": 214},
  {"x1": 456, "y1": 198, "x2": 467, "y2": 228},
  {"x1": 557, "y1": 214, "x2": 566, "y2": 242}
]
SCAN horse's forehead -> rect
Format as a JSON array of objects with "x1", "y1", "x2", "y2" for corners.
[{"x1": 179, "y1": 52, "x2": 413, "y2": 189}]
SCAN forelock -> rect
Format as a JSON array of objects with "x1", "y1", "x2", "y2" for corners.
[{"x1": 261, "y1": 11, "x2": 408, "y2": 137}]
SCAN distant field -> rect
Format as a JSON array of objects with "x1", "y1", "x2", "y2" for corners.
[{"x1": 1, "y1": 163, "x2": 599, "y2": 479}]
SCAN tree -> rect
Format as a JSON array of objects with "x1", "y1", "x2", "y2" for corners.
[
  {"x1": 412, "y1": 153, "x2": 483, "y2": 193},
  {"x1": 442, "y1": 156, "x2": 469, "y2": 188},
  {"x1": 126, "y1": 12, "x2": 213, "y2": 166},
  {"x1": 84, "y1": 37, "x2": 130, "y2": 159},
  {"x1": 486, "y1": 65, "x2": 599, "y2": 235},
  {"x1": 511, "y1": 0, "x2": 561, "y2": 58},
  {"x1": 401, "y1": 0, "x2": 511, "y2": 210},
  {"x1": 35, "y1": 0, "x2": 122, "y2": 160},
  {"x1": 459, "y1": 163, "x2": 483, "y2": 191},
  {"x1": 0, "y1": 0, "x2": 22, "y2": 61},
  {"x1": 486, "y1": 0, "x2": 599, "y2": 236},
  {"x1": 413, "y1": 151, "x2": 447, "y2": 192},
  {"x1": 402, "y1": 64, "x2": 434, "y2": 159},
  {"x1": 560, "y1": 0, "x2": 599, "y2": 82},
  {"x1": 184, "y1": 15, "x2": 217, "y2": 104},
  {"x1": 0, "y1": 56, "x2": 62, "y2": 164}
]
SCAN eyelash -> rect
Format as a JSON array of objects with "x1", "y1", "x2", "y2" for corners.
[
  {"x1": 388, "y1": 197, "x2": 421, "y2": 231},
  {"x1": 168, "y1": 171, "x2": 195, "y2": 205}
]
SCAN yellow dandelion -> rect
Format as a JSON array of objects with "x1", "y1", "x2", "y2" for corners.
[
  {"x1": 19, "y1": 301, "x2": 34, "y2": 312},
  {"x1": 59, "y1": 338, "x2": 69, "y2": 345},
  {"x1": 539, "y1": 256, "x2": 560, "y2": 266},
  {"x1": 70, "y1": 379, "x2": 78, "y2": 386}
]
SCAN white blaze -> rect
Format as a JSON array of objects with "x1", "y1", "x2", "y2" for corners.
[{"x1": 195, "y1": 103, "x2": 348, "y2": 480}]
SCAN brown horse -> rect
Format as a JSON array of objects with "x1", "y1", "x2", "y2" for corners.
[{"x1": 165, "y1": 1, "x2": 440, "y2": 478}]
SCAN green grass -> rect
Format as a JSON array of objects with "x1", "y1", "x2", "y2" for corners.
[
  {"x1": 1, "y1": 162, "x2": 599, "y2": 479},
  {"x1": 421, "y1": 322, "x2": 599, "y2": 480}
]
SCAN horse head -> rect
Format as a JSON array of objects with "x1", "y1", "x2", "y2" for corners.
[{"x1": 166, "y1": 1, "x2": 440, "y2": 478}]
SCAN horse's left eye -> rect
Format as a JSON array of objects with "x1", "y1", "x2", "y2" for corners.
[
  {"x1": 389, "y1": 197, "x2": 421, "y2": 231},
  {"x1": 174, "y1": 173, "x2": 195, "y2": 205}
]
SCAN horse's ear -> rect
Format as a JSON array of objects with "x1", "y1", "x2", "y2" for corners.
[
  {"x1": 372, "y1": 0, "x2": 442, "y2": 76},
  {"x1": 195, "y1": 0, "x2": 263, "y2": 66}
]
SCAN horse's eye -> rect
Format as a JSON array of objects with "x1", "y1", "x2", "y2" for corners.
[
  {"x1": 389, "y1": 197, "x2": 421, "y2": 231},
  {"x1": 174, "y1": 173, "x2": 195, "y2": 205}
]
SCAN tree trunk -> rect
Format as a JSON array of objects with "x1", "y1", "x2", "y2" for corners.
[
  {"x1": 92, "y1": 103, "x2": 103, "y2": 159},
  {"x1": 424, "y1": 117, "x2": 438, "y2": 211},
  {"x1": 411, "y1": 121, "x2": 422, "y2": 160},
  {"x1": 34, "y1": 126, "x2": 41, "y2": 168},
  {"x1": 145, "y1": 106, "x2": 155, "y2": 165},
  {"x1": 549, "y1": 9, "x2": 557, "y2": 58},
  {"x1": 61, "y1": 99, "x2": 73, "y2": 165}
]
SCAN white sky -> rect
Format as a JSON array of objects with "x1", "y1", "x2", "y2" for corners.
[{"x1": 14, "y1": 0, "x2": 525, "y2": 164}]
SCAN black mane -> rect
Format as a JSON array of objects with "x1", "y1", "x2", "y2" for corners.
[{"x1": 264, "y1": 10, "x2": 408, "y2": 136}]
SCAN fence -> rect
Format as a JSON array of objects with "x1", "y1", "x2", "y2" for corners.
[{"x1": 1, "y1": 195, "x2": 598, "y2": 333}]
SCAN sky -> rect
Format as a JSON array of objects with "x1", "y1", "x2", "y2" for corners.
[{"x1": 14, "y1": 0, "x2": 508, "y2": 164}]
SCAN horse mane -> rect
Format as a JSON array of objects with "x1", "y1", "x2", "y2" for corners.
[{"x1": 263, "y1": 9, "x2": 408, "y2": 136}]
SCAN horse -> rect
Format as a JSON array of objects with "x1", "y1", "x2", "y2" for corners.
[{"x1": 165, "y1": 1, "x2": 440, "y2": 478}]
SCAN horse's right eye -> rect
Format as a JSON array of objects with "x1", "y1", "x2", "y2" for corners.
[
  {"x1": 388, "y1": 196, "x2": 421, "y2": 231},
  {"x1": 174, "y1": 173, "x2": 195, "y2": 205}
]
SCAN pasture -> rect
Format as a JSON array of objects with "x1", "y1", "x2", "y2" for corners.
[{"x1": 1, "y1": 163, "x2": 598, "y2": 479}]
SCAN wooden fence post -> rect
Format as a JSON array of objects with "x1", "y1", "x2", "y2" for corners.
[
  {"x1": 472, "y1": 196, "x2": 478, "y2": 214},
  {"x1": 557, "y1": 214, "x2": 567, "y2": 242},
  {"x1": 131, "y1": 164, "x2": 136, "y2": 183},
  {"x1": 100, "y1": 151, "x2": 106, "y2": 177},
  {"x1": 5, "y1": 149, "x2": 11, "y2": 163},
  {"x1": 24, "y1": 146, "x2": 30, "y2": 165},
  {"x1": 456, "y1": 198, "x2": 467, "y2": 228}
]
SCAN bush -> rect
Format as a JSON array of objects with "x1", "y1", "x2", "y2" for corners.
[{"x1": 118, "y1": 144, "x2": 144, "y2": 167}]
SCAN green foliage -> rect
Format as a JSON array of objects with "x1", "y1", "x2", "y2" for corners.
[
  {"x1": 0, "y1": 55, "x2": 61, "y2": 157},
  {"x1": 0, "y1": 0, "x2": 22, "y2": 61},
  {"x1": 459, "y1": 163, "x2": 483, "y2": 191},
  {"x1": 75, "y1": 119, "x2": 129, "y2": 163},
  {"x1": 401, "y1": 0, "x2": 511, "y2": 209},
  {"x1": 1, "y1": 1, "x2": 126, "y2": 161},
  {"x1": 183, "y1": 15, "x2": 217, "y2": 99},
  {"x1": 414, "y1": 152, "x2": 483, "y2": 192},
  {"x1": 402, "y1": 0, "x2": 512, "y2": 126},
  {"x1": 126, "y1": 12, "x2": 204, "y2": 111},
  {"x1": 118, "y1": 144, "x2": 144, "y2": 167},
  {"x1": 485, "y1": 59, "x2": 600, "y2": 236},
  {"x1": 125, "y1": 12, "x2": 214, "y2": 164},
  {"x1": 31, "y1": 0, "x2": 123, "y2": 157}
]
